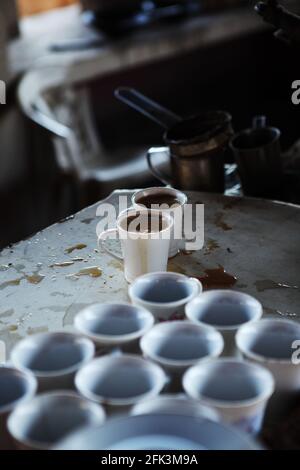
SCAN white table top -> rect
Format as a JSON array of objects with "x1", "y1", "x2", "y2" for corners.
[{"x1": 0, "y1": 190, "x2": 299, "y2": 356}]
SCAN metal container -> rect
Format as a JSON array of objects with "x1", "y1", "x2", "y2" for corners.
[{"x1": 148, "y1": 111, "x2": 233, "y2": 192}]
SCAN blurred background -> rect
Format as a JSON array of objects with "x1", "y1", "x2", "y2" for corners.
[{"x1": 0, "y1": 0, "x2": 300, "y2": 248}]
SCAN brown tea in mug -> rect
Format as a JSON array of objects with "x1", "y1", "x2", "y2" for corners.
[
  {"x1": 122, "y1": 213, "x2": 166, "y2": 233},
  {"x1": 136, "y1": 193, "x2": 182, "y2": 209}
]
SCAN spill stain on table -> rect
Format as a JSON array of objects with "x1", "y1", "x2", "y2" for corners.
[
  {"x1": 0, "y1": 190, "x2": 299, "y2": 355},
  {"x1": 214, "y1": 212, "x2": 232, "y2": 231},
  {"x1": 204, "y1": 238, "x2": 220, "y2": 255},
  {"x1": 0, "y1": 278, "x2": 23, "y2": 290},
  {"x1": 26, "y1": 274, "x2": 45, "y2": 285},
  {"x1": 66, "y1": 267, "x2": 102, "y2": 280},
  {"x1": 198, "y1": 265, "x2": 237, "y2": 290},
  {"x1": 81, "y1": 218, "x2": 95, "y2": 225},
  {"x1": 65, "y1": 243, "x2": 87, "y2": 254}
]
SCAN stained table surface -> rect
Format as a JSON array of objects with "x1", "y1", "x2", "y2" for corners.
[{"x1": 0, "y1": 190, "x2": 299, "y2": 356}]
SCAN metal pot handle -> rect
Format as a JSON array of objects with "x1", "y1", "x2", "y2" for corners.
[{"x1": 146, "y1": 147, "x2": 175, "y2": 186}]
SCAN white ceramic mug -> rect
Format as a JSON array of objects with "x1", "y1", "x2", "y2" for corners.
[
  {"x1": 11, "y1": 332, "x2": 95, "y2": 392},
  {"x1": 0, "y1": 367, "x2": 37, "y2": 450},
  {"x1": 98, "y1": 208, "x2": 173, "y2": 283},
  {"x1": 7, "y1": 391, "x2": 106, "y2": 450},
  {"x1": 75, "y1": 354, "x2": 168, "y2": 416},
  {"x1": 132, "y1": 187, "x2": 188, "y2": 258},
  {"x1": 140, "y1": 321, "x2": 223, "y2": 391},
  {"x1": 236, "y1": 318, "x2": 300, "y2": 419},
  {"x1": 74, "y1": 302, "x2": 154, "y2": 353},
  {"x1": 129, "y1": 271, "x2": 202, "y2": 321},
  {"x1": 186, "y1": 290, "x2": 263, "y2": 356},
  {"x1": 183, "y1": 359, "x2": 274, "y2": 435}
]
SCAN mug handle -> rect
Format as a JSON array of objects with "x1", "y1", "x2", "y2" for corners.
[
  {"x1": 189, "y1": 277, "x2": 203, "y2": 296},
  {"x1": 98, "y1": 229, "x2": 123, "y2": 261},
  {"x1": 147, "y1": 147, "x2": 175, "y2": 186}
]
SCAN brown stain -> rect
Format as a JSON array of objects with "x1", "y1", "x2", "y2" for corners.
[
  {"x1": 66, "y1": 266, "x2": 102, "y2": 280},
  {"x1": 8, "y1": 325, "x2": 18, "y2": 332},
  {"x1": 167, "y1": 261, "x2": 187, "y2": 275},
  {"x1": 26, "y1": 274, "x2": 45, "y2": 285},
  {"x1": 198, "y1": 265, "x2": 237, "y2": 290},
  {"x1": 0, "y1": 278, "x2": 23, "y2": 290},
  {"x1": 65, "y1": 244, "x2": 87, "y2": 254},
  {"x1": 255, "y1": 280, "x2": 298, "y2": 292},
  {"x1": 1, "y1": 264, "x2": 45, "y2": 289},
  {"x1": 204, "y1": 238, "x2": 220, "y2": 255},
  {"x1": 108, "y1": 260, "x2": 123, "y2": 271},
  {"x1": 264, "y1": 306, "x2": 277, "y2": 315},
  {"x1": 214, "y1": 212, "x2": 232, "y2": 231},
  {"x1": 50, "y1": 261, "x2": 75, "y2": 268},
  {"x1": 81, "y1": 218, "x2": 94, "y2": 225}
]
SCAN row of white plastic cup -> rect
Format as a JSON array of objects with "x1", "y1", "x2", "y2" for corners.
[{"x1": 2, "y1": 291, "x2": 299, "y2": 448}]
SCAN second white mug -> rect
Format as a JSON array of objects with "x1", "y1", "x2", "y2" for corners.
[
  {"x1": 132, "y1": 187, "x2": 188, "y2": 258},
  {"x1": 98, "y1": 208, "x2": 173, "y2": 283}
]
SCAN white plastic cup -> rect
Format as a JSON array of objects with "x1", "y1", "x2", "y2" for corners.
[
  {"x1": 75, "y1": 354, "x2": 168, "y2": 416},
  {"x1": 130, "y1": 272, "x2": 202, "y2": 322},
  {"x1": 0, "y1": 367, "x2": 37, "y2": 449},
  {"x1": 75, "y1": 302, "x2": 154, "y2": 353},
  {"x1": 140, "y1": 321, "x2": 223, "y2": 391},
  {"x1": 7, "y1": 391, "x2": 106, "y2": 450},
  {"x1": 186, "y1": 290, "x2": 262, "y2": 356},
  {"x1": 236, "y1": 318, "x2": 300, "y2": 419},
  {"x1": 183, "y1": 359, "x2": 274, "y2": 435},
  {"x1": 11, "y1": 332, "x2": 95, "y2": 392}
]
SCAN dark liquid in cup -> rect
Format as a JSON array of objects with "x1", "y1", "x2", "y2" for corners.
[
  {"x1": 136, "y1": 194, "x2": 181, "y2": 209},
  {"x1": 123, "y1": 214, "x2": 165, "y2": 233}
]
